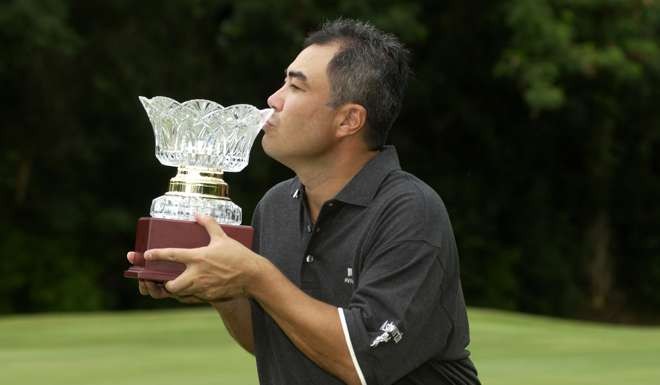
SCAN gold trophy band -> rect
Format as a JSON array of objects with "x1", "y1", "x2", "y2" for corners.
[{"x1": 167, "y1": 168, "x2": 229, "y2": 200}]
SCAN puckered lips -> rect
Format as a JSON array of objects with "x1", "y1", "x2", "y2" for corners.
[{"x1": 264, "y1": 117, "x2": 278, "y2": 132}]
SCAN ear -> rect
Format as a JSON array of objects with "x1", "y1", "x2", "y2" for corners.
[{"x1": 335, "y1": 103, "x2": 367, "y2": 139}]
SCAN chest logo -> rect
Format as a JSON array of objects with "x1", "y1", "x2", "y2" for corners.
[
  {"x1": 370, "y1": 320, "x2": 403, "y2": 348},
  {"x1": 343, "y1": 267, "x2": 354, "y2": 285}
]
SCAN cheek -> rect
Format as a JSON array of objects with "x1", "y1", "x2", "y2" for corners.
[
  {"x1": 309, "y1": 106, "x2": 336, "y2": 133},
  {"x1": 281, "y1": 95, "x2": 308, "y2": 119},
  {"x1": 279, "y1": 95, "x2": 335, "y2": 140}
]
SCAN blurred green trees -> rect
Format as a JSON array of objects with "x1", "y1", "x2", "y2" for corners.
[{"x1": 0, "y1": 0, "x2": 658, "y2": 322}]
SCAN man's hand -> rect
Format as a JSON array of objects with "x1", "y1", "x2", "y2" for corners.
[
  {"x1": 126, "y1": 252, "x2": 203, "y2": 304},
  {"x1": 142, "y1": 214, "x2": 262, "y2": 302}
]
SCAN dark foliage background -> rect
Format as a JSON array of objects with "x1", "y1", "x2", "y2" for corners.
[{"x1": 1, "y1": 0, "x2": 658, "y2": 323}]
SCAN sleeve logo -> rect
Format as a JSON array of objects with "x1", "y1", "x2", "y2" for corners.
[{"x1": 370, "y1": 320, "x2": 403, "y2": 348}]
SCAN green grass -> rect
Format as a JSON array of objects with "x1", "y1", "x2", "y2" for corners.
[
  {"x1": 0, "y1": 308, "x2": 257, "y2": 385},
  {"x1": 1, "y1": 307, "x2": 659, "y2": 384},
  {"x1": 470, "y1": 308, "x2": 660, "y2": 384}
]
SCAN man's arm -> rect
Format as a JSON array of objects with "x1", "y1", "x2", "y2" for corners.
[
  {"x1": 127, "y1": 252, "x2": 255, "y2": 355},
  {"x1": 144, "y1": 215, "x2": 362, "y2": 385},
  {"x1": 247, "y1": 258, "x2": 361, "y2": 385},
  {"x1": 211, "y1": 298, "x2": 254, "y2": 354}
]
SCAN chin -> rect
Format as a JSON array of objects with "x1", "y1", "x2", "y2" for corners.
[{"x1": 261, "y1": 136, "x2": 279, "y2": 160}]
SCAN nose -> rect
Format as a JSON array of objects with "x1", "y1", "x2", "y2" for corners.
[{"x1": 267, "y1": 84, "x2": 285, "y2": 112}]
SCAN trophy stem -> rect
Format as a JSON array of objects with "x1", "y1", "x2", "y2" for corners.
[
  {"x1": 167, "y1": 167, "x2": 229, "y2": 199},
  {"x1": 150, "y1": 166, "x2": 242, "y2": 224}
]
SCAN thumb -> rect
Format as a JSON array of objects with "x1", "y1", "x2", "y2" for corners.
[
  {"x1": 195, "y1": 214, "x2": 227, "y2": 241},
  {"x1": 164, "y1": 269, "x2": 194, "y2": 295}
]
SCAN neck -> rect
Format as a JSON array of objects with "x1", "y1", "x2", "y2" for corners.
[{"x1": 296, "y1": 147, "x2": 378, "y2": 222}]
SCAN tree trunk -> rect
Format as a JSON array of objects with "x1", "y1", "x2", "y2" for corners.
[
  {"x1": 585, "y1": 210, "x2": 613, "y2": 311},
  {"x1": 15, "y1": 155, "x2": 32, "y2": 206}
]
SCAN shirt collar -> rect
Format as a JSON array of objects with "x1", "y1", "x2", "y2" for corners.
[
  {"x1": 335, "y1": 145, "x2": 401, "y2": 206},
  {"x1": 289, "y1": 146, "x2": 401, "y2": 207}
]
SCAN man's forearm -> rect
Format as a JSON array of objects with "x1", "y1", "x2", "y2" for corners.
[
  {"x1": 247, "y1": 257, "x2": 361, "y2": 385},
  {"x1": 211, "y1": 298, "x2": 254, "y2": 354}
]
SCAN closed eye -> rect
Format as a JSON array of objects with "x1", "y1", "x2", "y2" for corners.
[
  {"x1": 282, "y1": 69, "x2": 308, "y2": 91},
  {"x1": 282, "y1": 78, "x2": 303, "y2": 91}
]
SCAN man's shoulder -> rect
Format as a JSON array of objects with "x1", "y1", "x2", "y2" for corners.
[
  {"x1": 370, "y1": 169, "x2": 452, "y2": 246},
  {"x1": 379, "y1": 169, "x2": 448, "y2": 214}
]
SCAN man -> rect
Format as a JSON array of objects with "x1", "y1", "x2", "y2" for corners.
[{"x1": 129, "y1": 18, "x2": 480, "y2": 385}]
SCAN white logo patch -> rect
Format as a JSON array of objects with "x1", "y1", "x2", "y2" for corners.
[
  {"x1": 370, "y1": 320, "x2": 403, "y2": 348},
  {"x1": 343, "y1": 267, "x2": 354, "y2": 285}
]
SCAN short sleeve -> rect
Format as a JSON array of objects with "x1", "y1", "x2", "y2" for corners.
[{"x1": 339, "y1": 239, "x2": 454, "y2": 385}]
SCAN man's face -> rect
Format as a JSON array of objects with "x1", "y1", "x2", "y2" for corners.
[{"x1": 263, "y1": 43, "x2": 341, "y2": 168}]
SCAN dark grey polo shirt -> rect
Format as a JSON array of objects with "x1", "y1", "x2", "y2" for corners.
[{"x1": 250, "y1": 146, "x2": 480, "y2": 385}]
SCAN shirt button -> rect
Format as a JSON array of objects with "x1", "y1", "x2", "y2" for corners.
[
  {"x1": 315, "y1": 227, "x2": 321, "y2": 233},
  {"x1": 305, "y1": 254, "x2": 315, "y2": 263}
]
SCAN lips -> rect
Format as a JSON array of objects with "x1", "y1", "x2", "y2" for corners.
[{"x1": 264, "y1": 118, "x2": 278, "y2": 130}]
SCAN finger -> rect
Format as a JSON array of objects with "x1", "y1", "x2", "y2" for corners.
[
  {"x1": 195, "y1": 213, "x2": 227, "y2": 240},
  {"x1": 138, "y1": 279, "x2": 148, "y2": 295},
  {"x1": 128, "y1": 251, "x2": 146, "y2": 266},
  {"x1": 143, "y1": 280, "x2": 171, "y2": 299},
  {"x1": 175, "y1": 295, "x2": 204, "y2": 304},
  {"x1": 144, "y1": 247, "x2": 196, "y2": 263},
  {"x1": 164, "y1": 270, "x2": 195, "y2": 295}
]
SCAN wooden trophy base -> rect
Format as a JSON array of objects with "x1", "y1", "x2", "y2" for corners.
[{"x1": 124, "y1": 217, "x2": 253, "y2": 282}]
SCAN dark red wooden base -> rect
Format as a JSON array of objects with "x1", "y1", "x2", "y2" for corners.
[{"x1": 124, "y1": 217, "x2": 253, "y2": 282}]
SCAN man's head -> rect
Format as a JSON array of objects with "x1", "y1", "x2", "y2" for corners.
[
  {"x1": 263, "y1": 19, "x2": 410, "y2": 168},
  {"x1": 303, "y1": 18, "x2": 411, "y2": 150}
]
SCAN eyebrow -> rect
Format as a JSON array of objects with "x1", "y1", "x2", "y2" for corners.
[{"x1": 285, "y1": 69, "x2": 308, "y2": 82}]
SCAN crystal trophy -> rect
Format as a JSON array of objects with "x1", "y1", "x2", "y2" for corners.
[{"x1": 124, "y1": 96, "x2": 273, "y2": 281}]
